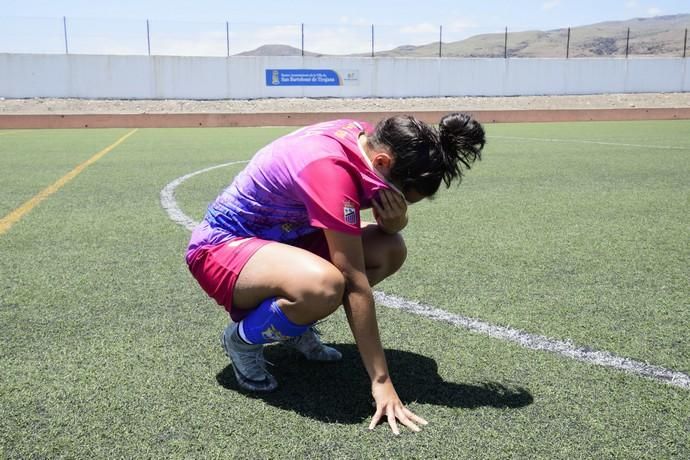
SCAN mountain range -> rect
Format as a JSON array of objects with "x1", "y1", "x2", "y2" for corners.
[{"x1": 237, "y1": 14, "x2": 689, "y2": 58}]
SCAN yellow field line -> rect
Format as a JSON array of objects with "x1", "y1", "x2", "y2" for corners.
[
  {"x1": 0, "y1": 129, "x2": 138, "y2": 236},
  {"x1": 0, "y1": 131, "x2": 19, "y2": 136}
]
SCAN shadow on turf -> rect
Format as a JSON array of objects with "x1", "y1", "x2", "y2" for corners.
[{"x1": 216, "y1": 343, "x2": 533, "y2": 423}]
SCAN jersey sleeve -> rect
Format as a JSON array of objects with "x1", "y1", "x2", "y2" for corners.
[{"x1": 295, "y1": 157, "x2": 362, "y2": 235}]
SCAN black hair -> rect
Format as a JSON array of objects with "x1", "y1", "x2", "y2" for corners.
[{"x1": 368, "y1": 113, "x2": 486, "y2": 197}]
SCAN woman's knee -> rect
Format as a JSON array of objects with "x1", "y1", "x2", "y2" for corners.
[
  {"x1": 388, "y1": 232, "x2": 407, "y2": 273},
  {"x1": 298, "y1": 262, "x2": 346, "y2": 312}
]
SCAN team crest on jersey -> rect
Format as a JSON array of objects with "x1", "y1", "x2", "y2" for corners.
[{"x1": 343, "y1": 200, "x2": 358, "y2": 225}]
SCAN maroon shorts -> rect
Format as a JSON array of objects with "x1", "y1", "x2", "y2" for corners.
[{"x1": 187, "y1": 231, "x2": 330, "y2": 322}]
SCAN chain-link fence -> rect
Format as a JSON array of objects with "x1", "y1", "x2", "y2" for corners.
[{"x1": 1, "y1": 16, "x2": 688, "y2": 58}]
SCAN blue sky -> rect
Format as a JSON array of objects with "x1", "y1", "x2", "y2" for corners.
[{"x1": 2, "y1": 0, "x2": 689, "y2": 55}]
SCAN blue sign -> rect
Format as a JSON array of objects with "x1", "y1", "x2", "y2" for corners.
[{"x1": 266, "y1": 69, "x2": 341, "y2": 86}]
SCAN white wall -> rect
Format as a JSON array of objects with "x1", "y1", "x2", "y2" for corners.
[{"x1": 1, "y1": 53, "x2": 688, "y2": 99}]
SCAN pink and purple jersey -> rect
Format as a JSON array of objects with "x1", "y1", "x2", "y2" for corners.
[{"x1": 186, "y1": 119, "x2": 392, "y2": 262}]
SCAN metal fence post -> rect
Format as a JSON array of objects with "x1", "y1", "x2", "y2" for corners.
[
  {"x1": 371, "y1": 24, "x2": 375, "y2": 57},
  {"x1": 301, "y1": 23, "x2": 304, "y2": 56},
  {"x1": 684, "y1": 28, "x2": 688, "y2": 58},
  {"x1": 63, "y1": 16, "x2": 69, "y2": 54},
  {"x1": 566, "y1": 27, "x2": 571, "y2": 58},
  {"x1": 439, "y1": 25, "x2": 442, "y2": 58},
  {"x1": 504, "y1": 27, "x2": 508, "y2": 58},
  {"x1": 226, "y1": 21, "x2": 230, "y2": 57},
  {"x1": 625, "y1": 27, "x2": 630, "y2": 58},
  {"x1": 146, "y1": 19, "x2": 151, "y2": 56}
]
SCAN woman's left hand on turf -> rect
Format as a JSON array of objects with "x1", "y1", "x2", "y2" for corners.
[
  {"x1": 369, "y1": 379, "x2": 428, "y2": 434},
  {"x1": 372, "y1": 189, "x2": 408, "y2": 234}
]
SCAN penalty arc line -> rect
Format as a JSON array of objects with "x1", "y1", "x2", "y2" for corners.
[
  {"x1": 160, "y1": 160, "x2": 250, "y2": 232},
  {"x1": 160, "y1": 161, "x2": 690, "y2": 391}
]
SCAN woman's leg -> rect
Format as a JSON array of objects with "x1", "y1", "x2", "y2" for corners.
[
  {"x1": 232, "y1": 242, "x2": 346, "y2": 326},
  {"x1": 233, "y1": 223, "x2": 406, "y2": 323},
  {"x1": 361, "y1": 223, "x2": 407, "y2": 287},
  {"x1": 221, "y1": 226, "x2": 406, "y2": 391}
]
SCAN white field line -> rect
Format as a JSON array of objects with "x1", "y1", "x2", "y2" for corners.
[
  {"x1": 374, "y1": 292, "x2": 689, "y2": 390},
  {"x1": 160, "y1": 160, "x2": 249, "y2": 231},
  {"x1": 161, "y1": 162, "x2": 690, "y2": 390},
  {"x1": 492, "y1": 135, "x2": 688, "y2": 151}
]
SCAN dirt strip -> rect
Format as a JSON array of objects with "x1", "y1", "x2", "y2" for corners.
[
  {"x1": 2, "y1": 107, "x2": 690, "y2": 129},
  {"x1": 3, "y1": 93, "x2": 690, "y2": 114}
]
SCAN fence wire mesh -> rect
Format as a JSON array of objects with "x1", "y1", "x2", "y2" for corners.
[{"x1": 1, "y1": 16, "x2": 688, "y2": 58}]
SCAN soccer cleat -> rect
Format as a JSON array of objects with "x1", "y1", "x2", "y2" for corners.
[
  {"x1": 220, "y1": 323, "x2": 278, "y2": 392},
  {"x1": 283, "y1": 326, "x2": 342, "y2": 361}
]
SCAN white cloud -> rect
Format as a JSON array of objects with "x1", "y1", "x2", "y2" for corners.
[
  {"x1": 228, "y1": 25, "x2": 301, "y2": 53},
  {"x1": 153, "y1": 31, "x2": 228, "y2": 56},
  {"x1": 647, "y1": 7, "x2": 663, "y2": 16},
  {"x1": 447, "y1": 19, "x2": 480, "y2": 33},
  {"x1": 395, "y1": 17, "x2": 478, "y2": 42},
  {"x1": 400, "y1": 23, "x2": 438, "y2": 35},
  {"x1": 542, "y1": 0, "x2": 561, "y2": 10},
  {"x1": 304, "y1": 26, "x2": 372, "y2": 54},
  {"x1": 339, "y1": 16, "x2": 369, "y2": 26},
  {"x1": 625, "y1": 0, "x2": 639, "y2": 8}
]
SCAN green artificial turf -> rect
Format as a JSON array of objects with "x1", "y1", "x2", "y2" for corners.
[
  {"x1": 0, "y1": 129, "x2": 134, "y2": 216},
  {"x1": 384, "y1": 120, "x2": 690, "y2": 373},
  {"x1": 1, "y1": 122, "x2": 688, "y2": 459}
]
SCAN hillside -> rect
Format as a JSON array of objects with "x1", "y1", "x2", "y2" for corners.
[
  {"x1": 236, "y1": 44, "x2": 320, "y2": 57},
  {"x1": 235, "y1": 45, "x2": 320, "y2": 56},
  {"x1": 240, "y1": 14, "x2": 689, "y2": 58}
]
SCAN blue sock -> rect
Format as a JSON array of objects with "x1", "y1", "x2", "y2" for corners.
[{"x1": 237, "y1": 297, "x2": 311, "y2": 344}]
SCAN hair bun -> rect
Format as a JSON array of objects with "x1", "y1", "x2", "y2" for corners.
[
  {"x1": 368, "y1": 112, "x2": 485, "y2": 195},
  {"x1": 438, "y1": 112, "x2": 485, "y2": 171}
]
